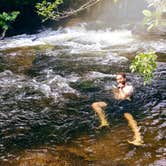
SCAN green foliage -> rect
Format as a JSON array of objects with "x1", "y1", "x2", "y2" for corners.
[
  {"x1": 143, "y1": 0, "x2": 166, "y2": 30},
  {"x1": 35, "y1": 0, "x2": 118, "y2": 21},
  {"x1": 142, "y1": 9, "x2": 162, "y2": 31},
  {"x1": 0, "y1": 11, "x2": 20, "y2": 31},
  {"x1": 36, "y1": 0, "x2": 63, "y2": 21},
  {"x1": 130, "y1": 51, "x2": 157, "y2": 85},
  {"x1": 142, "y1": 9, "x2": 152, "y2": 17}
]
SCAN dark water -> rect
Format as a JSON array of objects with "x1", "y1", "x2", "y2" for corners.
[{"x1": 0, "y1": 22, "x2": 165, "y2": 166}]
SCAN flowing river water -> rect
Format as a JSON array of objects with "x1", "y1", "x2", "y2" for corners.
[{"x1": 0, "y1": 2, "x2": 166, "y2": 165}]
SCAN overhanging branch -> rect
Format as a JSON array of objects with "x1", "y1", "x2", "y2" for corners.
[{"x1": 50, "y1": 0, "x2": 104, "y2": 20}]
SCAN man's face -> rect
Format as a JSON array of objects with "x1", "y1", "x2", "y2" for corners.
[{"x1": 116, "y1": 75, "x2": 126, "y2": 85}]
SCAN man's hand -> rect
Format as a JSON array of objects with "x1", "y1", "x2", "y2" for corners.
[{"x1": 118, "y1": 83, "x2": 125, "y2": 89}]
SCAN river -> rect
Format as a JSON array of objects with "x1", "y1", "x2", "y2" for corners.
[{"x1": 0, "y1": 1, "x2": 166, "y2": 166}]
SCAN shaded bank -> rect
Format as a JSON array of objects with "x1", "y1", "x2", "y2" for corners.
[
  {"x1": 0, "y1": 0, "x2": 42, "y2": 36},
  {"x1": 0, "y1": 0, "x2": 92, "y2": 37}
]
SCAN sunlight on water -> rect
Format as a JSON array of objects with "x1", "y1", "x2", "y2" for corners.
[
  {"x1": 0, "y1": 26, "x2": 134, "y2": 53},
  {"x1": 0, "y1": 24, "x2": 166, "y2": 58},
  {"x1": 41, "y1": 28, "x2": 134, "y2": 48}
]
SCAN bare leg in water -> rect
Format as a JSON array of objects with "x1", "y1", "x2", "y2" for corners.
[
  {"x1": 91, "y1": 102, "x2": 144, "y2": 145},
  {"x1": 91, "y1": 101, "x2": 109, "y2": 128},
  {"x1": 91, "y1": 73, "x2": 144, "y2": 145},
  {"x1": 124, "y1": 112, "x2": 144, "y2": 146}
]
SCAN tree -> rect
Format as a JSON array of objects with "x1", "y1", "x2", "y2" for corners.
[
  {"x1": 36, "y1": 0, "x2": 106, "y2": 21},
  {"x1": 0, "y1": 11, "x2": 20, "y2": 39}
]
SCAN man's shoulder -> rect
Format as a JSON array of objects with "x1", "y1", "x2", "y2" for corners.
[
  {"x1": 124, "y1": 84, "x2": 134, "y2": 94},
  {"x1": 127, "y1": 84, "x2": 133, "y2": 89},
  {"x1": 125, "y1": 83, "x2": 133, "y2": 89}
]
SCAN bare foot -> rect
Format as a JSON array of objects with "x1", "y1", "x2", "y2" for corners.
[
  {"x1": 128, "y1": 139, "x2": 144, "y2": 146},
  {"x1": 96, "y1": 122, "x2": 109, "y2": 129}
]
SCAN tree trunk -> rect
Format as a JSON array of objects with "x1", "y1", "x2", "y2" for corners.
[{"x1": 0, "y1": 29, "x2": 6, "y2": 40}]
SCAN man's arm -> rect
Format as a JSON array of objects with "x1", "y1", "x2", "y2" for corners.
[
  {"x1": 119, "y1": 86, "x2": 133, "y2": 100},
  {"x1": 113, "y1": 85, "x2": 133, "y2": 100},
  {"x1": 112, "y1": 88, "x2": 126, "y2": 100},
  {"x1": 118, "y1": 88, "x2": 128, "y2": 100}
]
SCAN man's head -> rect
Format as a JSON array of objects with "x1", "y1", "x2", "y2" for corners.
[{"x1": 116, "y1": 72, "x2": 126, "y2": 85}]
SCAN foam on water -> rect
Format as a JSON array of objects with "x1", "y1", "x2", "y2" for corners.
[
  {"x1": 0, "y1": 70, "x2": 78, "y2": 103},
  {"x1": 41, "y1": 27, "x2": 134, "y2": 50},
  {"x1": 1, "y1": 24, "x2": 165, "y2": 56},
  {"x1": 0, "y1": 34, "x2": 45, "y2": 50},
  {"x1": 0, "y1": 25, "x2": 134, "y2": 52}
]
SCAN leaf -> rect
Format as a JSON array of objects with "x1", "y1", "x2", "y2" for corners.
[
  {"x1": 147, "y1": 23, "x2": 154, "y2": 31},
  {"x1": 2, "y1": 24, "x2": 8, "y2": 30},
  {"x1": 142, "y1": 10, "x2": 152, "y2": 17},
  {"x1": 0, "y1": 11, "x2": 20, "y2": 37},
  {"x1": 130, "y1": 51, "x2": 157, "y2": 86}
]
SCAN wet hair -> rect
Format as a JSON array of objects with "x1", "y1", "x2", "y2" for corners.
[{"x1": 116, "y1": 72, "x2": 126, "y2": 78}]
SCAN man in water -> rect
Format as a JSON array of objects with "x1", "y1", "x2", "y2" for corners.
[
  {"x1": 91, "y1": 72, "x2": 143, "y2": 146},
  {"x1": 112, "y1": 72, "x2": 133, "y2": 100}
]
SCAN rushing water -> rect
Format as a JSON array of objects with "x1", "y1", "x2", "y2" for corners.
[{"x1": 0, "y1": 20, "x2": 166, "y2": 166}]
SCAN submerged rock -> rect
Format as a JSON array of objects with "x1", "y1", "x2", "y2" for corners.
[{"x1": 7, "y1": 148, "x2": 91, "y2": 166}]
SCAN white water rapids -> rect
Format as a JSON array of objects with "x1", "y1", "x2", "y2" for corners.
[{"x1": 0, "y1": 24, "x2": 165, "y2": 55}]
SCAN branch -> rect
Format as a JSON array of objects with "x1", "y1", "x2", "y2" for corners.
[{"x1": 50, "y1": 0, "x2": 104, "y2": 20}]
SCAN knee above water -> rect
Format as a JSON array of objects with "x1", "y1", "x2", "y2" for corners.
[{"x1": 91, "y1": 102, "x2": 98, "y2": 109}]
